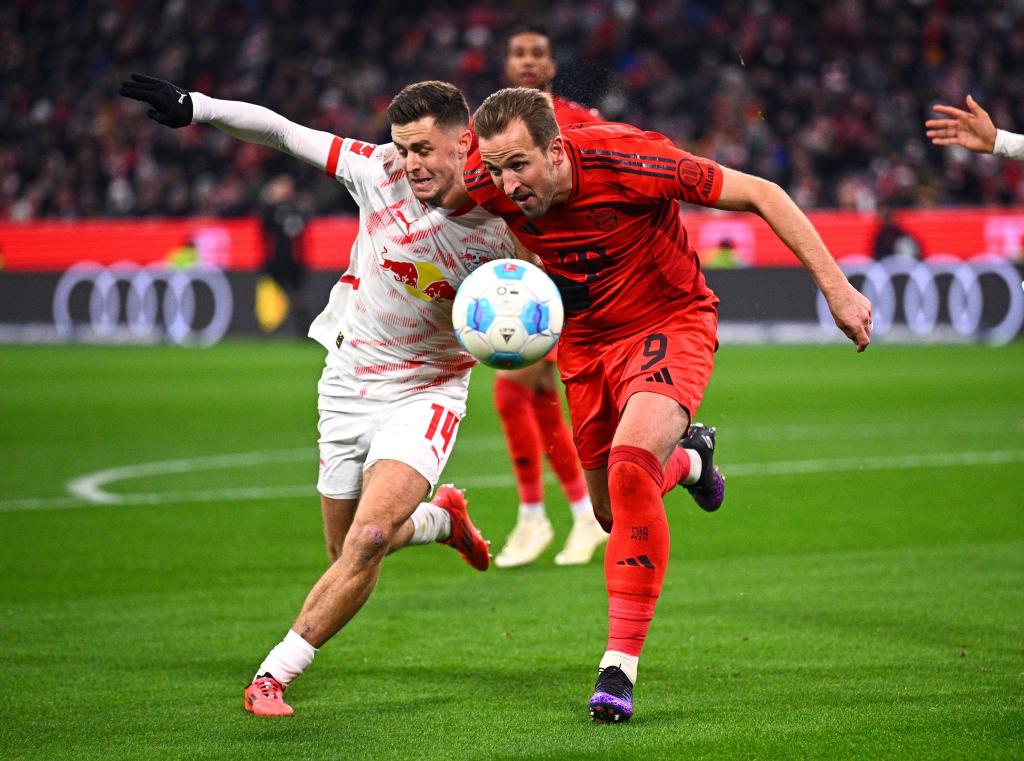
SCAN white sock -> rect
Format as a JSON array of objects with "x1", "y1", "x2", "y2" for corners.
[
  {"x1": 681, "y1": 448, "x2": 702, "y2": 486},
  {"x1": 255, "y1": 629, "x2": 317, "y2": 685},
  {"x1": 518, "y1": 502, "x2": 546, "y2": 519},
  {"x1": 409, "y1": 501, "x2": 452, "y2": 544},
  {"x1": 599, "y1": 650, "x2": 639, "y2": 685},
  {"x1": 569, "y1": 495, "x2": 593, "y2": 521}
]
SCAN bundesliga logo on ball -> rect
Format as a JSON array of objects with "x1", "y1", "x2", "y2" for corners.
[{"x1": 452, "y1": 260, "x2": 564, "y2": 369}]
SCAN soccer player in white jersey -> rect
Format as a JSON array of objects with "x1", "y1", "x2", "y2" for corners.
[
  {"x1": 926, "y1": 95, "x2": 1024, "y2": 161},
  {"x1": 120, "y1": 75, "x2": 514, "y2": 717}
]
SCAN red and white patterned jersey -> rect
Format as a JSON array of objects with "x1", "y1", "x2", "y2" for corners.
[
  {"x1": 188, "y1": 94, "x2": 513, "y2": 399},
  {"x1": 464, "y1": 122, "x2": 723, "y2": 344},
  {"x1": 316, "y1": 137, "x2": 513, "y2": 401}
]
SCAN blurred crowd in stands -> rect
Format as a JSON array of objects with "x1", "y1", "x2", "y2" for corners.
[{"x1": 3, "y1": 0, "x2": 1023, "y2": 221}]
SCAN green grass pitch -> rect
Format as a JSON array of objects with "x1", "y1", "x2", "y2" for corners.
[{"x1": 1, "y1": 341, "x2": 1022, "y2": 760}]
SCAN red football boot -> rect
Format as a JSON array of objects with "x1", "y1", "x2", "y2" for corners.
[
  {"x1": 244, "y1": 675, "x2": 294, "y2": 717},
  {"x1": 434, "y1": 484, "x2": 491, "y2": 571}
]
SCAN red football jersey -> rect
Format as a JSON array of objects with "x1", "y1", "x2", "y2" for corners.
[
  {"x1": 464, "y1": 122, "x2": 723, "y2": 342},
  {"x1": 552, "y1": 94, "x2": 601, "y2": 127}
]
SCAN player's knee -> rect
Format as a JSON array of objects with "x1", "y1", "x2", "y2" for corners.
[
  {"x1": 607, "y1": 460, "x2": 642, "y2": 516},
  {"x1": 347, "y1": 523, "x2": 391, "y2": 565},
  {"x1": 607, "y1": 447, "x2": 665, "y2": 517}
]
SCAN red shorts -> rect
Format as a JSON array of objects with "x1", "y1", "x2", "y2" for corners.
[{"x1": 557, "y1": 297, "x2": 718, "y2": 470}]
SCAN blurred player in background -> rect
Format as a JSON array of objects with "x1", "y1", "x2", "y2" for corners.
[
  {"x1": 121, "y1": 75, "x2": 512, "y2": 717},
  {"x1": 469, "y1": 88, "x2": 872, "y2": 723},
  {"x1": 491, "y1": 26, "x2": 606, "y2": 569},
  {"x1": 505, "y1": 25, "x2": 601, "y2": 125},
  {"x1": 257, "y1": 174, "x2": 310, "y2": 335},
  {"x1": 926, "y1": 95, "x2": 1024, "y2": 161}
]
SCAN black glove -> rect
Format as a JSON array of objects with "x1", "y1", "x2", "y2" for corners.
[{"x1": 118, "y1": 73, "x2": 193, "y2": 128}]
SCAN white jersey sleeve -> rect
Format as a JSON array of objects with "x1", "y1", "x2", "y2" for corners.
[
  {"x1": 189, "y1": 92, "x2": 385, "y2": 207},
  {"x1": 189, "y1": 92, "x2": 339, "y2": 172},
  {"x1": 994, "y1": 129, "x2": 1024, "y2": 161},
  {"x1": 186, "y1": 91, "x2": 514, "y2": 398}
]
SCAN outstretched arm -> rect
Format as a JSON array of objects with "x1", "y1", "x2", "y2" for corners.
[
  {"x1": 714, "y1": 167, "x2": 872, "y2": 351},
  {"x1": 119, "y1": 73, "x2": 337, "y2": 172},
  {"x1": 925, "y1": 95, "x2": 997, "y2": 154},
  {"x1": 925, "y1": 95, "x2": 1024, "y2": 161}
]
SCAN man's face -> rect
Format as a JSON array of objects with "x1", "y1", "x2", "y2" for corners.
[
  {"x1": 479, "y1": 119, "x2": 561, "y2": 219},
  {"x1": 505, "y1": 32, "x2": 556, "y2": 90},
  {"x1": 391, "y1": 116, "x2": 471, "y2": 207}
]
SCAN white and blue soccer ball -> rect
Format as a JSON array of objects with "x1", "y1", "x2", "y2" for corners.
[{"x1": 452, "y1": 259, "x2": 564, "y2": 369}]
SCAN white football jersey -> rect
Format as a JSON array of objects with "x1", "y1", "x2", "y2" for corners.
[
  {"x1": 312, "y1": 137, "x2": 513, "y2": 401},
  {"x1": 187, "y1": 94, "x2": 512, "y2": 401}
]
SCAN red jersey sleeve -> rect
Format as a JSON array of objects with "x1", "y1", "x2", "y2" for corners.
[
  {"x1": 568, "y1": 124, "x2": 724, "y2": 208},
  {"x1": 553, "y1": 95, "x2": 602, "y2": 127}
]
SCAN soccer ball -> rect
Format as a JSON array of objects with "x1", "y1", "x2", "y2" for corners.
[{"x1": 452, "y1": 259, "x2": 564, "y2": 369}]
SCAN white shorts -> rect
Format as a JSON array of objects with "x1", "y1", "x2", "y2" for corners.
[{"x1": 316, "y1": 390, "x2": 466, "y2": 500}]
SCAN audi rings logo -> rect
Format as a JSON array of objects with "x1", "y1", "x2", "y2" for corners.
[
  {"x1": 53, "y1": 262, "x2": 233, "y2": 346},
  {"x1": 817, "y1": 255, "x2": 1024, "y2": 346}
]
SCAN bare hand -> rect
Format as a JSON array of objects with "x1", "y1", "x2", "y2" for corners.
[
  {"x1": 925, "y1": 95, "x2": 997, "y2": 154},
  {"x1": 511, "y1": 235, "x2": 545, "y2": 269},
  {"x1": 826, "y1": 282, "x2": 872, "y2": 352}
]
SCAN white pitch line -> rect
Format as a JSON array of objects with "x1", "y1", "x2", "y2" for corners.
[
  {"x1": 66, "y1": 448, "x2": 312, "y2": 504},
  {"x1": 0, "y1": 495, "x2": 90, "y2": 511},
  {"x1": 0, "y1": 447, "x2": 1021, "y2": 514},
  {"x1": 54, "y1": 415, "x2": 1024, "y2": 505}
]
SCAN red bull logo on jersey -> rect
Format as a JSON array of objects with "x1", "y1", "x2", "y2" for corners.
[
  {"x1": 381, "y1": 256, "x2": 419, "y2": 286},
  {"x1": 381, "y1": 256, "x2": 457, "y2": 302}
]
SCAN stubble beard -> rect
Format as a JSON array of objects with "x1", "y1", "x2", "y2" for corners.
[{"x1": 521, "y1": 178, "x2": 556, "y2": 218}]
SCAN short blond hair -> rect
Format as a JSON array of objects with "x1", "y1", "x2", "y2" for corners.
[{"x1": 473, "y1": 87, "x2": 560, "y2": 149}]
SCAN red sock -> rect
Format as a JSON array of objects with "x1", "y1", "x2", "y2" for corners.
[
  {"x1": 661, "y1": 446, "x2": 691, "y2": 496},
  {"x1": 608, "y1": 594, "x2": 657, "y2": 656},
  {"x1": 604, "y1": 445, "x2": 670, "y2": 657},
  {"x1": 532, "y1": 389, "x2": 588, "y2": 503},
  {"x1": 493, "y1": 376, "x2": 543, "y2": 504}
]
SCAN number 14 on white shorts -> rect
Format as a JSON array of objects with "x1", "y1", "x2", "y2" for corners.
[{"x1": 317, "y1": 394, "x2": 466, "y2": 500}]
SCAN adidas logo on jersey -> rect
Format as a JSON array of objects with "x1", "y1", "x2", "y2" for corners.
[{"x1": 645, "y1": 368, "x2": 673, "y2": 384}]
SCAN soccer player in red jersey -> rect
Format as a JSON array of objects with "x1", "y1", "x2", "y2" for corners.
[
  {"x1": 467, "y1": 88, "x2": 872, "y2": 723},
  {"x1": 505, "y1": 25, "x2": 601, "y2": 126},
  {"x1": 492, "y1": 26, "x2": 606, "y2": 569}
]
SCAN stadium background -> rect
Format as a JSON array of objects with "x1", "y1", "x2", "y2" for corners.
[
  {"x1": 1, "y1": 2, "x2": 1022, "y2": 759},
  {"x1": 2, "y1": 0, "x2": 1024, "y2": 344}
]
